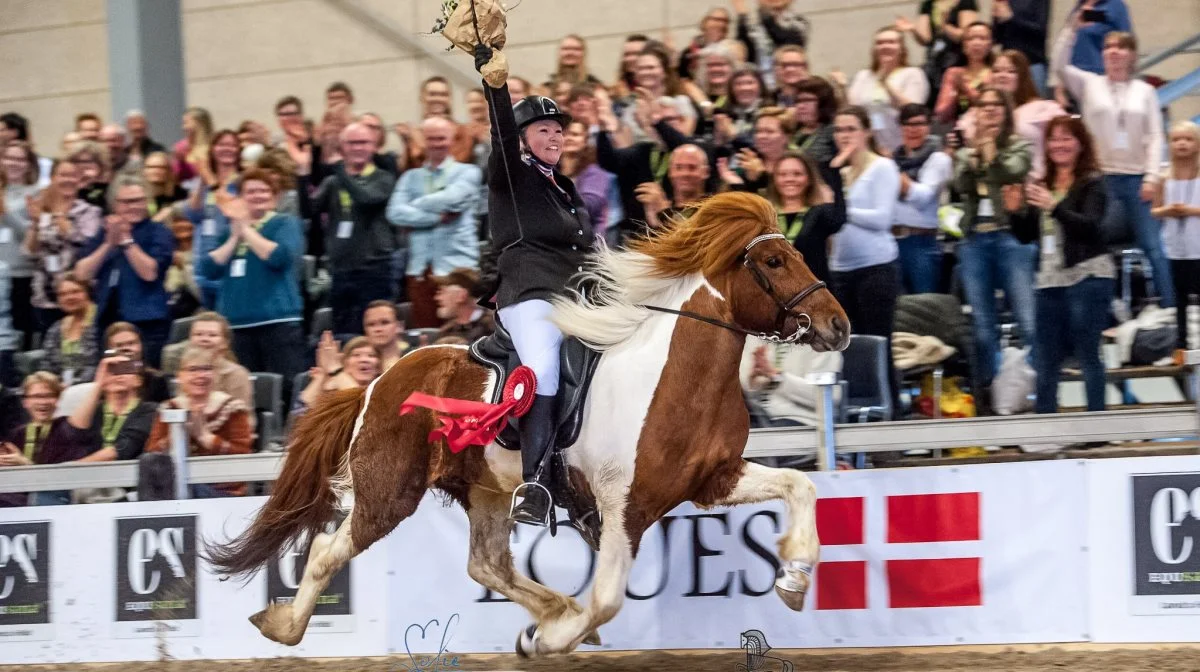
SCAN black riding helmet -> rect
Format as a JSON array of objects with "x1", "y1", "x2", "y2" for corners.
[{"x1": 513, "y1": 96, "x2": 572, "y2": 132}]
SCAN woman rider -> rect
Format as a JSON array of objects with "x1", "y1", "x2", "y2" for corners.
[{"x1": 475, "y1": 45, "x2": 595, "y2": 527}]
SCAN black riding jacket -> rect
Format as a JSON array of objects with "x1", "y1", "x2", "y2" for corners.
[{"x1": 482, "y1": 81, "x2": 595, "y2": 310}]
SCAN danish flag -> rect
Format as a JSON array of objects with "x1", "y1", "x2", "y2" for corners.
[{"x1": 814, "y1": 493, "x2": 983, "y2": 610}]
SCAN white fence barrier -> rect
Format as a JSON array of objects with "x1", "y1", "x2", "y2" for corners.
[{"x1": 0, "y1": 404, "x2": 1195, "y2": 494}]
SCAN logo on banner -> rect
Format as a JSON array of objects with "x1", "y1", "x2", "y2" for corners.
[
  {"x1": 738, "y1": 629, "x2": 794, "y2": 671},
  {"x1": 815, "y1": 492, "x2": 983, "y2": 610},
  {"x1": 1132, "y1": 473, "x2": 1200, "y2": 610},
  {"x1": 0, "y1": 522, "x2": 50, "y2": 629},
  {"x1": 115, "y1": 515, "x2": 198, "y2": 634}
]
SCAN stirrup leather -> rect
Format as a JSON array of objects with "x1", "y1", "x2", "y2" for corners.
[{"x1": 509, "y1": 481, "x2": 553, "y2": 526}]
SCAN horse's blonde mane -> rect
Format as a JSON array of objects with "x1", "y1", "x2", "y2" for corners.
[{"x1": 551, "y1": 192, "x2": 778, "y2": 351}]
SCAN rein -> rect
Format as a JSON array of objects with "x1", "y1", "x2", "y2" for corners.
[{"x1": 639, "y1": 233, "x2": 827, "y2": 345}]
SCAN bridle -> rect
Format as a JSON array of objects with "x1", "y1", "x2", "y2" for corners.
[{"x1": 640, "y1": 233, "x2": 827, "y2": 344}]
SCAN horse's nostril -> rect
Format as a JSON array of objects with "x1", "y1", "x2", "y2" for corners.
[{"x1": 831, "y1": 316, "x2": 848, "y2": 338}]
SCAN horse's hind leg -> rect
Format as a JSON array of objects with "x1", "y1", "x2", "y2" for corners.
[
  {"x1": 250, "y1": 511, "x2": 357, "y2": 646},
  {"x1": 465, "y1": 487, "x2": 599, "y2": 644},
  {"x1": 252, "y1": 404, "x2": 432, "y2": 646},
  {"x1": 696, "y1": 460, "x2": 819, "y2": 610}
]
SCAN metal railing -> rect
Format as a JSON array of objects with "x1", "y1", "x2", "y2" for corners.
[{"x1": 0, "y1": 353, "x2": 1195, "y2": 495}]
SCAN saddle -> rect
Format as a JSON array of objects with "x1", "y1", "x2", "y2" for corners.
[
  {"x1": 468, "y1": 322, "x2": 602, "y2": 451},
  {"x1": 468, "y1": 321, "x2": 603, "y2": 550}
]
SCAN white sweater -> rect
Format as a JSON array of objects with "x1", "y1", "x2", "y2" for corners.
[
  {"x1": 830, "y1": 156, "x2": 901, "y2": 272},
  {"x1": 1051, "y1": 27, "x2": 1165, "y2": 181}
]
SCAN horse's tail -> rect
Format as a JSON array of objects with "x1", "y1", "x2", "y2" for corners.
[{"x1": 204, "y1": 387, "x2": 365, "y2": 579}]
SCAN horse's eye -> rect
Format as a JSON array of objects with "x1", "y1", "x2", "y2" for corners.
[{"x1": 765, "y1": 256, "x2": 783, "y2": 269}]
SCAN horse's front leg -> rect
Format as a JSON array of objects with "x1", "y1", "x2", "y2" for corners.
[
  {"x1": 696, "y1": 460, "x2": 819, "y2": 610},
  {"x1": 517, "y1": 497, "x2": 633, "y2": 657}
]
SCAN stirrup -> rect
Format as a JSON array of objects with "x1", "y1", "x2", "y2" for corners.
[{"x1": 509, "y1": 481, "x2": 553, "y2": 526}]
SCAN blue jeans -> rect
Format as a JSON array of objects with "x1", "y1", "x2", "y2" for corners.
[
  {"x1": 1105, "y1": 174, "x2": 1175, "y2": 307},
  {"x1": 1029, "y1": 63, "x2": 1049, "y2": 99},
  {"x1": 897, "y1": 235, "x2": 942, "y2": 294},
  {"x1": 1035, "y1": 277, "x2": 1115, "y2": 413},
  {"x1": 957, "y1": 231, "x2": 1037, "y2": 386},
  {"x1": 32, "y1": 490, "x2": 71, "y2": 506}
]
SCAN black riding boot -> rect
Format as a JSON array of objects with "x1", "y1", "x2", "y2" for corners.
[{"x1": 510, "y1": 394, "x2": 557, "y2": 527}]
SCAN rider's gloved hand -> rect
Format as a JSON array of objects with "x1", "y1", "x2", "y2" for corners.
[{"x1": 474, "y1": 44, "x2": 494, "y2": 73}]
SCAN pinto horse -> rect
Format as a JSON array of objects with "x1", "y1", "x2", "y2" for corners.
[{"x1": 204, "y1": 191, "x2": 850, "y2": 657}]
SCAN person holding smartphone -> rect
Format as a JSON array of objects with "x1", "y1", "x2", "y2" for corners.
[
  {"x1": 1064, "y1": 0, "x2": 1132, "y2": 77},
  {"x1": 66, "y1": 351, "x2": 156, "y2": 463}
]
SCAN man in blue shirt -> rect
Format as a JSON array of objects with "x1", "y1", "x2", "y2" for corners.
[
  {"x1": 74, "y1": 175, "x2": 175, "y2": 368},
  {"x1": 386, "y1": 116, "x2": 482, "y2": 328}
]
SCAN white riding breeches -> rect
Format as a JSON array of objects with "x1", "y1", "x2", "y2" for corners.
[{"x1": 498, "y1": 299, "x2": 562, "y2": 396}]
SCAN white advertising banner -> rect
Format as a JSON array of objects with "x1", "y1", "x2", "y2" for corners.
[
  {"x1": 388, "y1": 460, "x2": 1091, "y2": 654},
  {"x1": 1087, "y1": 455, "x2": 1200, "y2": 642},
  {"x1": 0, "y1": 497, "x2": 389, "y2": 664},
  {"x1": 0, "y1": 459, "x2": 1094, "y2": 664}
]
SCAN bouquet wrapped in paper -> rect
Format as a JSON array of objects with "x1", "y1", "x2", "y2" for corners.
[{"x1": 431, "y1": 0, "x2": 510, "y2": 87}]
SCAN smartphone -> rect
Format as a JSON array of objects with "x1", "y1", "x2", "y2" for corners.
[
  {"x1": 109, "y1": 360, "x2": 143, "y2": 376},
  {"x1": 1081, "y1": 8, "x2": 1106, "y2": 23}
]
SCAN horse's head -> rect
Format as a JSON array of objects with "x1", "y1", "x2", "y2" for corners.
[{"x1": 633, "y1": 192, "x2": 849, "y2": 352}]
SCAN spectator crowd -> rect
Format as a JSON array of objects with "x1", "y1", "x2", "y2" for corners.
[{"x1": 0, "y1": 0, "x2": 1196, "y2": 502}]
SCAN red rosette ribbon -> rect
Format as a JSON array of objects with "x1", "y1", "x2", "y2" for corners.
[{"x1": 398, "y1": 366, "x2": 537, "y2": 453}]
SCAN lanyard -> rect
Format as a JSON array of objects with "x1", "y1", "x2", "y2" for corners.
[
  {"x1": 778, "y1": 210, "x2": 807, "y2": 241},
  {"x1": 236, "y1": 211, "x2": 275, "y2": 257},
  {"x1": 649, "y1": 147, "x2": 670, "y2": 182},
  {"x1": 23, "y1": 423, "x2": 46, "y2": 461},
  {"x1": 339, "y1": 163, "x2": 378, "y2": 214},
  {"x1": 1109, "y1": 80, "x2": 1132, "y2": 131},
  {"x1": 101, "y1": 402, "x2": 133, "y2": 449}
]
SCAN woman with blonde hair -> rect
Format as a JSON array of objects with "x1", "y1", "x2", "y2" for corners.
[
  {"x1": 23, "y1": 159, "x2": 103, "y2": 333},
  {"x1": 1152, "y1": 120, "x2": 1200, "y2": 355},
  {"x1": 145, "y1": 346, "x2": 253, "y2": 497},
  {"x1": 141, "y1": 151, "x2": 187, "y2": 218},
  {"x1": 546, "y1": 34, "x2": 601, "y2": 89},
  {"x1": 174, "y1": 106, "x2": 214, "y2": 184},
  {"x1": 845, "y1": 25, "x2": 930, "y2": 153},
  {"x1": 163, "y1": 311, "x2": 252, "y2": 404}
]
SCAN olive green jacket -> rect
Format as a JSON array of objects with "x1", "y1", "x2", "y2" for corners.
[{"x1": 953, "y1": 138, "x2": 1033, "y2": 236}]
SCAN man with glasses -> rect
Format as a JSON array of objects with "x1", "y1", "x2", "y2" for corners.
[
  {"x1": 772, "y1": 45, "x2": 811, "y2": 108},
  {"x1": 892, "y1": 104, "x2": 953, "y2": 294},
  {"x1": 73, "y1": 177, "x2": 176, "y2": 368}
]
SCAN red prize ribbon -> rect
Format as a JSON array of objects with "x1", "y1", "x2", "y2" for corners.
[{"x1": 398, "y1": 366, "x2": 537, "y2": 453}]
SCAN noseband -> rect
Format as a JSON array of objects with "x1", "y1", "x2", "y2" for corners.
[{"x1": 640, "y1": 233, "x2": 827, "y2": 344}]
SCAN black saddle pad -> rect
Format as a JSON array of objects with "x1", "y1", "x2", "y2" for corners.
[{"x1": 468, "y1": 320, "x2": 602, "y2": 450}]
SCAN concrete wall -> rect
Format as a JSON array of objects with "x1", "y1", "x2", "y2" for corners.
[{"x1": 2, "y1": 0, "x2": 1197, "y2": 156}]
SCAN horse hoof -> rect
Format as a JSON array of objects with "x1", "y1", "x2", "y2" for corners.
[
  {"x1": 774, "y1": 582, "x2": 808, "y2": 611},
  {"x1": 249, "y1": 605, "x2": 303, "y2": 646},
  {"x1": 515, "y1": 623, "x2": 540, "y2": 658},
  {"x1": 583, "y1": 629, "x2": 602, "y2": 646}
]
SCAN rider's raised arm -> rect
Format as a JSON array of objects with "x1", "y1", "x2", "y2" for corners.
[{"x1": 484, "y1": 79, "x2": 525, "y2": 184}]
